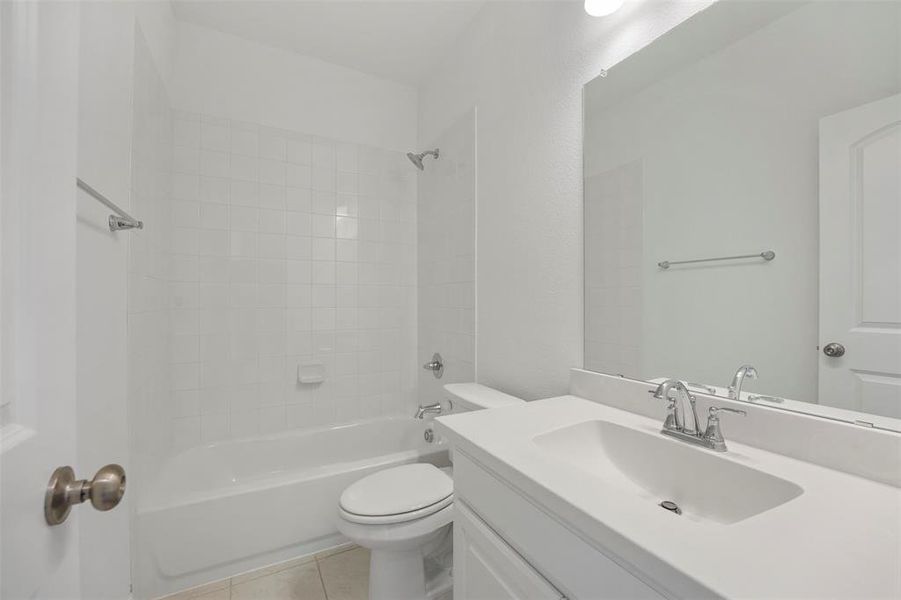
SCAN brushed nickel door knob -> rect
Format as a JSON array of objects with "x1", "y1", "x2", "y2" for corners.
[
  {"x1": 823, "y1": 342, "x2": 846, "y2": 358},
  {"x1": 45, "y1": 463, "x2": 126, "y2": 526}
]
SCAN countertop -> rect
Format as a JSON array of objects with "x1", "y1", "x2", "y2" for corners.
[{"x1": 436, "y1": 395, "x2": 901, "y2": 599}]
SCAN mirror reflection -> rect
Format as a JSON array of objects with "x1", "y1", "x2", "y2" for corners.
[{"x1": 583, "y1": 0, "x2": 900, "y2": 425}]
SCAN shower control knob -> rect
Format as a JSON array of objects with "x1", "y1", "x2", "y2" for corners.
[
  {"x1": 422, "y1": 352, "x2": 444, "y2": 379},
  {"x1": 823, "y1": 342, "x2": 845, "y2": 358},
  {"x1": 45, "y1": 464, "x2": 126, "y2": 526}
]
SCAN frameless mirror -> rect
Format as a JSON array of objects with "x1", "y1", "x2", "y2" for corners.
[{"x1": 583, "y1": 0, "x2": 901, "y2": 430}]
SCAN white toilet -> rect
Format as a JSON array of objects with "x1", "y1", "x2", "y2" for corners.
[{"x1": 336, "y1": 383, "x2": 523, "y2": 600}]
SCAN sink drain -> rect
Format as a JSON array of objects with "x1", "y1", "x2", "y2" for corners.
[{"x1": 659, "y1": 500, "x2": 682, "y2": 515}]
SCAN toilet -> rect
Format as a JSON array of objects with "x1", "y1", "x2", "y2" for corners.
[{"x1": 336, "y1": 383, "x2": 523, "y2": 600}]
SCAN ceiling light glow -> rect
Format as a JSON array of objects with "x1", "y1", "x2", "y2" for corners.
[{"x1": 584, "y1": 0, "x2": 625, "y2": 17}]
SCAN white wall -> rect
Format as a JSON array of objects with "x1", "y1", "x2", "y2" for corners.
[
  {"x1": 418, "y1": 110, "x2": 477, "y2": 406},
  {"x1": 170, "y1": 20, "x2": 418, "y2": 152},
  {"x1": 418, "y1": 1, "x2": 712, "y2": 400}
]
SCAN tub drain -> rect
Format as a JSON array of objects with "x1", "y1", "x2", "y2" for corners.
[{"x1": 659, "y1": 500, "x2": 682, "y2": 515}]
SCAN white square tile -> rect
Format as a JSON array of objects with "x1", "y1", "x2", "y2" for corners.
[
  {"x1": 311, "y1": 214, "x2": 335, "y2": 238},
  {"x1": 286, "y1": 261, "x2": 312, "y2": 284},
  {"x1": 201, "y1": 150, "x2": 229, "y2": 178},
  {"x1": 286, "y1": 212, "x2": 312, "y2": 237},
  {"x1": 230, "y1": 181, "x2": 259, "y2": 207},
  {"x1": 259, "y1": 184, "x2": 286, "y2": 209},
  {"x1": 312, "y1": 143, "x2": 335, "y2": 168},
  {"x1": 258, "y1": 234, "x2": 286, "y2": 259},
  {"x1": 286, "y1": 188, "x2": 312, "y2": 212},
  {"x1": 230, "y1": 258, "x2": 258, "y2": 283},
  {"x1": 312, "y1": 238, "x2": 335, "y2": 261},
  {"x1": 200, "y1": 177, "x2": 229, "y2": 204},
  {"x1": 286, "y1": 164, "x2": 312, "y2": 188},
  {"x1": 259, "y1": 209, "x2": 286, "y2": 234},
  {"x1": 230, "y1": 231, "x2": 258, "y2": 257},
  {"x1": 231, "y1": 206, "x2": 259, "y2": 231},
  {"x1": 312, "y1": 261, "x2": 335, "y2": 285},
  {"x1": 200, "y1": 203, "x2": 228, "y2": 230},
  {"x1": 231, "y1": 154, "x2": 259, "y2": 182},
  {"x1": 259, "y1": 159, "x2": 286, "y2": 185},
  {"x1": 201, "y1": 413, "x2": 229, "y2": 442},
  {"x1": 201, "y1": 122, "x2": 230, "y2": 151},
  {"x1": 174, "y1": 118, "x2": 201, "y2": 148},
  {"x1": 259, "y1": 131, "x2": 287, "y2": 161},
  {"x1": 174, "y1": 146, "x2": 200, "y2": 174},
  {"x1": 231, "y1": 127, "x2": 259, "y2": 156},
  {"x1": 286, "y1": 139, "x2": 311, "y2": 164},
  {"x1": 312, "y1": 167, "x2": 335, "y2": 192},
  {"x1": 173, "y1": 174, "x2": 200, "y2": 202},
  {"x1": 286, "y1": 235, "x2": 312, "y2": 260}
]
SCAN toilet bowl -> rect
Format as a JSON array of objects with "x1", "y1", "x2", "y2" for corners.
[
  {"x1": 336, "y1": 383, "x2": 524, "y2": 600},
  {"x1": 336, "y1": 463, "x2": 454, "y2": 600}
]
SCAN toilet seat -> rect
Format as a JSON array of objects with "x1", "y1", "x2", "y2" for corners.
[{"x1": 339, "y1": 463, "x2": 453, "y2": 525}]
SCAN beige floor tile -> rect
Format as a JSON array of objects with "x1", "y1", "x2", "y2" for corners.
[
  {"x1": 159, "y1": 579, "x2": 229, "y2": 600},
  {"x1": 195, "y1": 588, "x2": 230, "y2": 600},
  {"x1": 231, "y1": 562, "x2": 326, "y2": 600},
  {"x1": 314, "y1": 543, "x2": 357, "y2": 561},
  {"x1": 230, "y1": 553, "x2": 318, "y2": 586},
  {"x1": 317, "y1": 547, "x2": 370, "y2": 600}
]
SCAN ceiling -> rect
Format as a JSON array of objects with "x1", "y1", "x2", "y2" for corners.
[{"x1": 172, "y1": 0, "x2": 488, "y2": 86}]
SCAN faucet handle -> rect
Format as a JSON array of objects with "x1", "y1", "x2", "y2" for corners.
[
  {"x1": 703, "y1": 406, "x2": 747, "y2": 451},
  {"x1": 708, "y1": 406, "x2": 747, "y2": 418}
]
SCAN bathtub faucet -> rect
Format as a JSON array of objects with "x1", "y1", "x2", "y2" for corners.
[{"x1": 414, "y1": 403, "x2": 443, "y2": 419}]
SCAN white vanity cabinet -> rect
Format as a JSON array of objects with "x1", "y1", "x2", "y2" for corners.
[
  {"x1": 452, "y1": 450, "x2": 664, "y2": 600},
  {"x1": 454, "y1": 501, "x2": 564, "y2": 600}
]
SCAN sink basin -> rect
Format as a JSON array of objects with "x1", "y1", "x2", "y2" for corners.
[{"x1": 533, "y1": 420, "x2": 803, "y2": 524}]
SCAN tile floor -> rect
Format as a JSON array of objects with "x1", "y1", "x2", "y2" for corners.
[{"x1": 161, "y1": 545, "x2": 370, "y2": 600}]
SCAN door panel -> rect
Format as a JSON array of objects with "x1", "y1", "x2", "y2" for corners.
[
  {"x1": 819, "y1": 94, "x2": 901, "y2": 417},
  {"x1": 1, "y1": 1, "x2": 83, "y2": 598}
]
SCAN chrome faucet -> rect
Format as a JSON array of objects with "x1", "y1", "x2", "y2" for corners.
[
  {"x1": 414, "y1": 403, "x2": 443, "y2": 419},
  {"x1": 650, "y1": 379, "x2": 747, "y2": 452},
  {"x1": 728, "y1": 364, "x2": 758, "y2": 400},
  {"x1": 651, "y1": 380, "x2": 701, "y2": 435}
]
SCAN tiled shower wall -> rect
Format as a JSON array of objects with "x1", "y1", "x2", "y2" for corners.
[
  {"x1": 417, "y1": 111, "x2": 476, "y2": 406},
  {"x1": 128, "y1": 33, "x2": 174, "y2": 486},
  {"x1": 167, "y1": 112, "x2": 417, "y2": 448}
]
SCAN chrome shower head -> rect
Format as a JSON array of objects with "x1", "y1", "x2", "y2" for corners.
[{"x1": 406, "y1": 148, "x2": 439, "y2": 171}]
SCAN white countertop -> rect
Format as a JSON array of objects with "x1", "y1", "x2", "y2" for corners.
[{"x1": 437, "y1": 396, "x2": 901, "y2": 599}]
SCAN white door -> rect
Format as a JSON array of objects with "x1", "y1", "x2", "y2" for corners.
[
  {"x1": 1, "y1": 1, "x2": 84, "y2": 597},
  {"x1": 819, "y1": 93, "x2": 901, "y2": 418}
]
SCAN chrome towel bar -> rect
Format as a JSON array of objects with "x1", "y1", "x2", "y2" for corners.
[
  {"x1": 657, "y1": 250, "x2": 774, "y2": 270},
  {"x1": 76, "y1": 178, "x2": 143, "y2": 231}
]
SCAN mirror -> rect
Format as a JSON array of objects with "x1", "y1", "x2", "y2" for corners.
[{"x1": 583, "y1": 0, "x2": 900, "y2": 429}]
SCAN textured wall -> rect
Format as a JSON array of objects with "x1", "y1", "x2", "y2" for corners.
[{"x1": 418, "y1": 1, "x2": 713, "y2": 399}]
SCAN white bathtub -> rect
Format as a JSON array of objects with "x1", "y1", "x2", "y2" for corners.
[{"x1": 134, "y1": 417, "x2": 447, "y2": 598}]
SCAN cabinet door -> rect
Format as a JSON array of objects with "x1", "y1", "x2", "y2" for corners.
[{"x1": 454, "y1": 501, "x2": 565, "y2": 600}]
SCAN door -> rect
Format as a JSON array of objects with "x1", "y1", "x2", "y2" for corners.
[
  {"x1": 819, "y1": 93, "x2": 901, "y2": 417},
  {"x1": 1, "y1": 1, "x2": 84, "y2": 597}
]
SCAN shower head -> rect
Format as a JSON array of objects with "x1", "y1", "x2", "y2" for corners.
[{"x1": 406, "y1": 148, "x2": 439, "y2": 171}]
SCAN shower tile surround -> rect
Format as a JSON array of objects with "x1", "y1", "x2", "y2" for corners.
[
  {"x1": 417, "y1": 111, "x2": 476, "y2": 406},
  {"x1": 166, "y1": 111, "x2": 417, "y2": 449}
]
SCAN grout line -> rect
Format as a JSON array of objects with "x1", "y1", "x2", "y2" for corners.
[{"x1": 315, "y1": 557, "x2": 330, "y2": 600}]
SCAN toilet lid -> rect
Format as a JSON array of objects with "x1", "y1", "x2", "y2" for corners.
[{"x1": 340, "y1": 463, "x2": 453, "y2": 519}]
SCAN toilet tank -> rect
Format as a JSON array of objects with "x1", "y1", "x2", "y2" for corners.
[{"x1": 443, "y1": 383, "x2": 524, "y2": 413}]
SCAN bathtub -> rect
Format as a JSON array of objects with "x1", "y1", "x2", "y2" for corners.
[{"x1": 134, "y1": 416, "x2": 447, "y2": 598}]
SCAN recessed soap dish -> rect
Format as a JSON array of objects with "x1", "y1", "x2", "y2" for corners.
[{"x1": 297, "y1": 361, "x2": 325, "y2": 384}]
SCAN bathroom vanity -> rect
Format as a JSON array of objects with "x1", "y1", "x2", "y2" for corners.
[{"x1": 435, "y1": 372, "x2": 901, "y2": 599}]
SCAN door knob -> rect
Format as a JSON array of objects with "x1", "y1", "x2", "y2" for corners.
[
  {"x1": 45, "y1": 464, "x2": 126, "y2": 526},
  {"x1": 823, "y1": 342, "x2": 846, "y2": 358}
]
